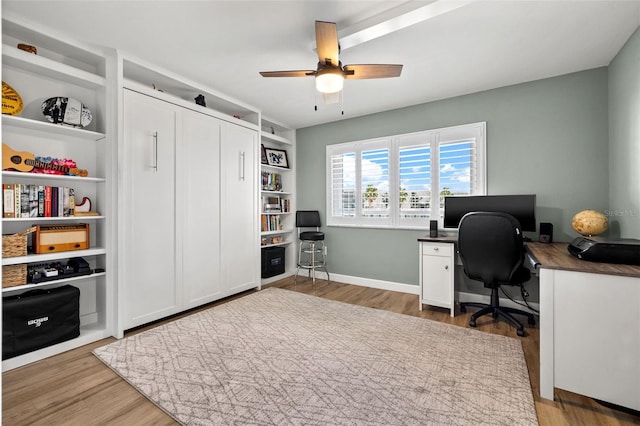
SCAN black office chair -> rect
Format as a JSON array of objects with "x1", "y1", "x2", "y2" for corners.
[
  {"x1": 295, "y1": 210, "x2": 329, "y2": 286},
  {"x1": 458, "y1": 212, "x2": 536, "y2": 337}
]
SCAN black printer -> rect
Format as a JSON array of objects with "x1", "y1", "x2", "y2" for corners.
[{"x1": 568, "y1": 237, "x2": 640, "y2": 265}]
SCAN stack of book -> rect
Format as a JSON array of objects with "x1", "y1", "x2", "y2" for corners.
[
  {"x1": 3, "y1": 183, "x2": 76, "y2": 218},
  {"x1": 261, "y1": 172, "x2": 282, "y2": 191},
  {"x1": 260, "y1": 214, "x2": 281, "y2": 232}
]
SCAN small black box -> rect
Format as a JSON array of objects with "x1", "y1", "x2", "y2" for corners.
[
  {"x1": 539, "y1": 222, "x2": 553, "y2": 243},
  {"x1": 3, "y1": 285, "x2": 80, "y2": 360},
  {"x1": 262, "y1": 246, "x2": 285, "y2": 278},
  {"x1": 429, "y1": 220, "x2": 438, "y2": 238}
]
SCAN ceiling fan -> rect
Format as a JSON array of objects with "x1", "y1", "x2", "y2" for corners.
[{"x1": 259, "y1": 21, "x2": 403, "y2": 105}]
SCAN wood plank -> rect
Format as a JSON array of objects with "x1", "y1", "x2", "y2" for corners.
[{"x1": 3, "y1": 277, "x2": 640, "y2": 425}]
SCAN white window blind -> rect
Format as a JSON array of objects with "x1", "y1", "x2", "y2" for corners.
[
  {"x1": 326, "y1": 122, "x2": 486, "y2": 228},
  {"x1": 361, "y1": 148, "x2": 389, "y2": 218}
]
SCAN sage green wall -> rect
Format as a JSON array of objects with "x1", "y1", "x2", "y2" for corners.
[
  {"x1": 609, "y1": 26, "x2": 640, "y2": 239},
  {"x1": 296, "y1": 68, "x2": 609, "y2": 286}
]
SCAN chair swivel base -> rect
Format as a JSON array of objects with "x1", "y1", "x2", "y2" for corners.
[{"x1": 460, "y1": 290, "x2": 535, "y2": 337}]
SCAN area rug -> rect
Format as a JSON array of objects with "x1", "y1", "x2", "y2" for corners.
[{"x1": 93, "y1": 288, "x2": 538, "y2": 425}]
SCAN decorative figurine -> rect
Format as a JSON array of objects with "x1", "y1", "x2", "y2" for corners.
[{"x1": 195, "y1": 94, "x2": 206, "y2": 107}]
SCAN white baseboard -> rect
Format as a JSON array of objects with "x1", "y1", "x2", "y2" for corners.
[
  {"x1": 327, "y1": 273, "x2": 420, "y2": 295},
  {"x1": 310, "y1": 273, "x2": 539, "y2": 315},
  {"x1": 264, "y1": 271, "x2": 539, "y2": 314}
]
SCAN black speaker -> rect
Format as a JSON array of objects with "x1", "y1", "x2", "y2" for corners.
[
  {"x1": 429, "y1": 220, "x2": 438, "y2": 238},
  {"x1": 539, "y1": 222, "x2": 553, "y2": 243}
]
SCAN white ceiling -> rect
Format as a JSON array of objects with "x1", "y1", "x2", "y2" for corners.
[{"x1": 3, "y1": 1, "x2": 639, "y2": 129}]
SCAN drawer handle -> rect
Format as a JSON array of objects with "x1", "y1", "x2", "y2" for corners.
[{"x1": 433, "y1": 247, "x2": 439, "y2": 251}]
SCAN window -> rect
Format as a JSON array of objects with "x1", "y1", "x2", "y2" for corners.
[{"x1": 326, "y1": 122, "x2": 486, "y2": 228}]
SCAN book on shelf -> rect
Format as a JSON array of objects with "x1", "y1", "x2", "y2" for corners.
[
  {"x1": 260, "y1": 214, "x2": 282, "y2": 232},
  {"x1": 281, "y1": 198, "x2": 290, "y2": 213},
  {"x1": 261, "y1": 171, "x2": 282, "y2": 191},
  {"x1": 2, "y1": 183, "x2": 79, "y2": 218},
  {"x1": 3, "y1": 183, "x2": 15, "y2": 218}
]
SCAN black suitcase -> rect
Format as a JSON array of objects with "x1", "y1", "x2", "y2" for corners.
[{"x1": 3, "y1": 285, "x2": 80, "y2": 360}]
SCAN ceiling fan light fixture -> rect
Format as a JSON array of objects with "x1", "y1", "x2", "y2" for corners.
[{"x1": 315, "y1": 71, "x2": 344, "y2": 93}]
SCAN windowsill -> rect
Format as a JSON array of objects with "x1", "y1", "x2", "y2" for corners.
[{"x1": 327, "y1": 223, "x2": 459, "y2": 236}]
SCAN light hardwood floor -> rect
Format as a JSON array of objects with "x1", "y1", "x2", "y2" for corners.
[{"x1": 3, "y1": 277, "x2": 640, "y2": 425}]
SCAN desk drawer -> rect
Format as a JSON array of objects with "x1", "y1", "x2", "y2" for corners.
[{"x1": 421, "y1": 242, "x2": 452, "y2": 257}]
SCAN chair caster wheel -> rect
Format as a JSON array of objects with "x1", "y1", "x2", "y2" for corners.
[
  {"x1": 469, "y1": 319, "x2": 476, "y2": 328},
  {"x1": 528, "y1": 317, "x2": 536, "y2": 326},
  {"x1": 460, "y1": 305, "x2": 467, "y2": 313},
  {"x1": 517, "y1": 329, "x2": 525, "y2": 337}
]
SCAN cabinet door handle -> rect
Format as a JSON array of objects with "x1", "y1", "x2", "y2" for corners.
[
  {"x1": 240, "y1": 151, "x2": 245, "y2": 181},
  {"x1": 444, "y1": 265, "x2": 449, "y2": 270},
  {"x1": 152, "y1": 131, "x2": 158, "y2": 172}
]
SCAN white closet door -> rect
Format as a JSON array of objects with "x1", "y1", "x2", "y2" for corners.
[
  {"x1": 220, "y1": 121, "x2": 258, "y2": 294},
  {"x1": 181, "y1": 109, "x2": 223, "y2": 308},
  {"x1": 122, "y1": 90, "x2": 180, "y2": 329}
]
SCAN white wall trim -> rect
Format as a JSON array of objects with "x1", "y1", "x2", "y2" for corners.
[
  {"x1": 328, "y1": 273, "x2": 420, "y2": 295},
  {"x1": 314, "y1": 273, "x2": 539, "y2": 315}
]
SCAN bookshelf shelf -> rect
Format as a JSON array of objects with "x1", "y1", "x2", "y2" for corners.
[
  {"x1": 2, "y1": 216, "x2": 105, "y2": 223},
  {"x1": 2, "y1": 247, "x2": 107, "y2": 266},
  {"x1": 261, "y1": 132, "x2": 292, "y2": 145},
  {"x1": 2, "y1": 272, "x2": 107, "y2": 294},
  {"x1": 2, "y1": 115, "x2": 106, "y2": 141},
  {"x1": 2, "y1": 171, "x2": 106, "y2": 183},
  {"x1": 2, "y1": 44, "x2": 106, "y2": 89}
]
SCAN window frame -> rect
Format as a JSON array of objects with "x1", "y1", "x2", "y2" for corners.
[{"x1": 326, "y1": 122, "x2": 486, "y2": 229}]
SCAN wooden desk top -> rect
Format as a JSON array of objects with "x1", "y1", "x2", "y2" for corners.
[
  {"x1": 417, "y1": 236, "x2": 457, "y2": 243},
  {"x1": 526, "y1": 242, "x2": 640, "y2": 278}
]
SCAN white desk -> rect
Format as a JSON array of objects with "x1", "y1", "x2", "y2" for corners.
[
  {"x1": 418, "y1": 237, "x2": 640, "y2": 411},
  {"x1": 527, "y1": 243, "x2": 640, "y2": 411}
]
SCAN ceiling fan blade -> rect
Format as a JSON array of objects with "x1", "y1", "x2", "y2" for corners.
[
  {"x1": 315, "y1": 21, "x2": 339, "y2": 66},
  {"x1": 343, "y1": 64, "x2": 403, "y2": 79},
  {"x1": 259, "y1": 70, "x2": 316, "y2": 78}
]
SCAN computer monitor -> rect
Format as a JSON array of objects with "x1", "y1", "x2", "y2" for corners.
[{"x1": 443, "y1": 194, "x2": 537, "y2": 232}]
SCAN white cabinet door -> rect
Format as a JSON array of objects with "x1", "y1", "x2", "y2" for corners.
[
  {"x1": 420, "y1": 242, "x2": 454, "y2": 316},
  {"x1": 220, "y1": 121, "x2": 258, "y2": 294},
  {"x1": 122, "y1": 90, "x2": 180, "y2": 329},
  {"x1": 421, "y1": 254, "x2": 452, "y2": 305},
  {"x1": 180, "y1": 110, "x2": 223, "y2": 309}
]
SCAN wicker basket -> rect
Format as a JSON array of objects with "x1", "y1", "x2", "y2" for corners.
[
  {"x1": 2, "y1": 264, "x2": 27, "y2": 287},
  {"x1": 2, "y1": 226, "x2": 36, "y2": 258}
]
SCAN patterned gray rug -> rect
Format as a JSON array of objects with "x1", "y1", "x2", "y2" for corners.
[{"x1": 93, "y1": 288, "x2": 538, "y2": 425}]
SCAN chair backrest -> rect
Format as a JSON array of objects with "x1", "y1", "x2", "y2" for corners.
[
  {"x1": 296, "y1": 210, "x2": 321, "y2": 228},
  {"x1": 457, "y1": 211, "x2": 526, "y2": 286}
]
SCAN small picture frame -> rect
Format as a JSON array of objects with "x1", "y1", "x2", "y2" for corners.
[
  {"x1": 265, "y1": 148, "x2": 289, "y2": 168},
  {"x1": 261, "y1": 144, "x2": 268, "y2": 165}
]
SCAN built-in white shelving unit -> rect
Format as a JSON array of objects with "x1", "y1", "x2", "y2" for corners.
[
  {"x1": 1, "y1": 14, "x2": 116, "y2": 371},
  {"x1": 260, "y1": 117, "x2": 296, "y2": 283}
]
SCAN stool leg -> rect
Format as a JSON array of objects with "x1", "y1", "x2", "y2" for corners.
[{"x1": 311, "y1": 242, "x2": 316, "y2": 287}]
